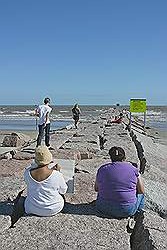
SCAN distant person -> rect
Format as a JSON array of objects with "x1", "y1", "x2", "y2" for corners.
[
  {"x1": 111, "y1": 113, "x2": 123, "y2": 124},
  {"x1": 24, "y1": 146, "x2": 68, "y2": 216},
  {"x1": 72, "y1": 103, "x2": 81, "y2": 129},
  {"x1": 35, "y1": 97, "x2": 52, "y2": 148},
  {"x1": 122, "y1": 108, "x2": 129, "y2": 118},
  {"x1": 94, "y1": 146, "x2": 144, "y2": 218}
]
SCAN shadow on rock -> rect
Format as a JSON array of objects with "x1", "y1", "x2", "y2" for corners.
[
  {"x1": 130, "y1": 212, "x2": 154, "y2": 249},
  {"x1": 0, "y1": 200, "x2": 13, "y2": 216},
  {"x1": 62, "y1": 202, "x2": 125, "y2": 220},
  {"x1": 0, "y1": 191, "x2": 26, "y2": 229}
]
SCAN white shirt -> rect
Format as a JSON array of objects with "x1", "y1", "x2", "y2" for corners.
[
  {"x1": 36, "y1": 104, "x2": 52, "y2": 125},
  {"x1": 24, "y1": 168, "x2": 68, "y2": 216}
]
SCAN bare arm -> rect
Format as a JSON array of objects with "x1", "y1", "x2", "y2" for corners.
[
  {"x1": 136, "y1": 175, "x2": 144, "y2": 194},
  {"x1": 52, "y1": 163, "x2": 61, "y2": 171},
  {"x1": 51, "y1": 163, "x2": 67, "y2": 194},
  {"x1": 45, "y1": 111, "x2": 49, "y2": 124},
  {"x1": 59, "y1": 174, "x2": 68, "y2": 194},
  {"x1": 34, "y1": 108, "x2": 39, "y2": 117}
]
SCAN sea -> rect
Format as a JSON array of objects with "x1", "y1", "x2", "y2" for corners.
[{"x1": 0, "y1": 105, "x2": 166, "y2": 139}]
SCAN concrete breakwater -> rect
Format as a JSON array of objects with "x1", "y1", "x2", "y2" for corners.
[{"x1": 0, "y1": 109, "x2": 167, "y2": 250}]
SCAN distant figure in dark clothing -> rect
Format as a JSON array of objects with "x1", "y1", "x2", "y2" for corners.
[{"x1": 72, "y1": 103, "x2": 81, "y2": 129}]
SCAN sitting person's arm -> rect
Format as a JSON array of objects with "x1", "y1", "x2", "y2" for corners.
[
  {"x1": 94, "y1": 179, "x2": 98, "y2": 192},
  {"x1": 55, "y1": 164, "x2": 68, "y2": 194},
  {"x1": 58, "y1": 173, "x2": 68, "y2": 194},
  {"x1": 50, "y1": 163, "x2": 68, "y2": 194},
  {"x1": 136, "y1": 174, "x2": 144, "y2": 194},
  {"x1": 52, "y1": 163, "x2": 61, "y2": 171}
]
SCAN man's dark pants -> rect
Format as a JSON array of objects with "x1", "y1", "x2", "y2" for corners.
[{"x1": 36, "y1": 123, "x2": 50, "y2": 147}]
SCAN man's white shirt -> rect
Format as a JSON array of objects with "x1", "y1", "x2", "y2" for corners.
[{"x1": 36, "y1": 104, "x2": 52, "y2": 125}]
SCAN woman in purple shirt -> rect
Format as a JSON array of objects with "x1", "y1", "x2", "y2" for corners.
[{"x1": 95, "y1": 146, "x2": 144, "y2": 218}]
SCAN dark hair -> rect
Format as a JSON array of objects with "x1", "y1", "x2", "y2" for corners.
[
  {"x1": 73, "y1": 103, "x2": 78, "y2": 108},
  {"x1": 109, "y1": 146, "x2": 125, "y2": 162},
  {"x1": 44, "y1": 97, "x2": 50, "y2": 104}
]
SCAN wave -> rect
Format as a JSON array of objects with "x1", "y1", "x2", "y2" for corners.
[
  {"x1": 12, "y1": 110, "x2": 35, "y2": 115},
  {"x1": 0, "y1": 114, "x2": 35, "y2": 119},
  {"x1": 59, "y1": 110, "x2": 70, "y2": 113},
  {"x1": 146, "y1": 110, "x2": 162, "y2": 116}
]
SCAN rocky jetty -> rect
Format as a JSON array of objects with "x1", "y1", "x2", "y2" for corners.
[{"x1": 0, "y1": 109, "x2": 166, "y2": 250}]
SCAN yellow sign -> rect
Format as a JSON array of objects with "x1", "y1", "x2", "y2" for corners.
[{"x1": 130, "y1": 99, "x2": 146, "y2": 113}]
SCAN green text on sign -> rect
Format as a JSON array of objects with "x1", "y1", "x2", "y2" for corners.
[{"x1": 130, "y1": 99, "x2": 146, "y2": 112}]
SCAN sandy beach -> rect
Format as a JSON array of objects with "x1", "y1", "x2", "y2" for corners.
[{"x1": 0, "y1": 109, "x2": 167, "y2": 250}]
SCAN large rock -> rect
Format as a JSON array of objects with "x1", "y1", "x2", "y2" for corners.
[
  {"x1": 2, "y1": 133, "x2": 31, "y2": 148},
  {"x1": 52, "y1": 148, "x2": 81, "y2": 163},
  {"x1": 13, "y1": 152, "x2": 35, "y2": 160}
]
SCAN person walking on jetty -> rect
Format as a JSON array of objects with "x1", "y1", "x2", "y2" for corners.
[
  {"x1": 72, "y1": 103, "x2": 81, "y2": 129},
  {"x1": 24, "y1": 146, "x2": 68, "y2": 216},
  {"x1": 94, "y1": 146, "x2": 145, "y2": 218},
  {"x1": 35, "y1": 97, "x2": 52, "y2": 148}
]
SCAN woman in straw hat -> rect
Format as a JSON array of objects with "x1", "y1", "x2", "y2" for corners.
[{"x1": 24, "y1": 146, "x2": 67, "y2": 216}]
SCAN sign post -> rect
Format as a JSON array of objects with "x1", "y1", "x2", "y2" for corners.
[{"x1": 129, "y1": 99, "x2": 147, "y2": 130}]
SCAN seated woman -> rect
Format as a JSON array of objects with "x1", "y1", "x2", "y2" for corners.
[
  {"x1": 94, "y1": 146, "x2": 144, "y2": 218},
  {"x1": 24, "y1": 146, "x2": 68, "y2": 216}
]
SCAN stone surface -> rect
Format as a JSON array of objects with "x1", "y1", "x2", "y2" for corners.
[
  {"x1": 0, "y1": 216, "x2": 11, "y2": 233},
  {"x1": 0, "y1": 110, "x2": 167, "y2": 249},
  {"x1": 2, "y1": 133, "x2": 31, "y2": 148}
]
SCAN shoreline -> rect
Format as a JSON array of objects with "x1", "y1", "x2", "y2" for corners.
[{"x1": 0, "y1": 117, "x2": 167, "y2": 147}]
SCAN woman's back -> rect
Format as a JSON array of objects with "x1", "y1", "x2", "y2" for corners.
[
  {"x1": 24, "y1": 168, "x2": 67, "y2": 216},
  {"x1": 30, "y1": 167, "x2": 53, "y2": 182}
]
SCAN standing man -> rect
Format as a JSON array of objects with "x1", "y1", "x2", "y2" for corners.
[{"x1": 35, "y1": 97, "x2": 52, "y2": 148}]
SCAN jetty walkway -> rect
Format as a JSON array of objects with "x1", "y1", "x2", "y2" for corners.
[{"x1": 0, "y1": 109, "x2": 167, "y2": 250}]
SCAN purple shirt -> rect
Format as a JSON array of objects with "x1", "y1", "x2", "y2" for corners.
[{"x1": 96, "y1": 162, "x2": 139, "y2": 205}]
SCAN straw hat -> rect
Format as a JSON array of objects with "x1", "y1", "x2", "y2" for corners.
[{"x1": 35, "y1": 146, "x2": 52, "y2": 166}]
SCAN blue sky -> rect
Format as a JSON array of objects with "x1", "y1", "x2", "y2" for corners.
[{"x1": 0, "y1": 0, "x2": 167, "y2": 105}]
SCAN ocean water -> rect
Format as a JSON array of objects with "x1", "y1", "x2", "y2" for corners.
[
  {"x1": 0, "y1": 105, "x2": 73, "y2": 131},
  {"x1": 0, "y1": 118, "x2": 72, "y2": 131},
  {"x1": 133, "y1": 106, "x2": 167, "y2": 134},
  {"x1": 0, "y1": 105, "x2": 166, "y2": 134}
]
